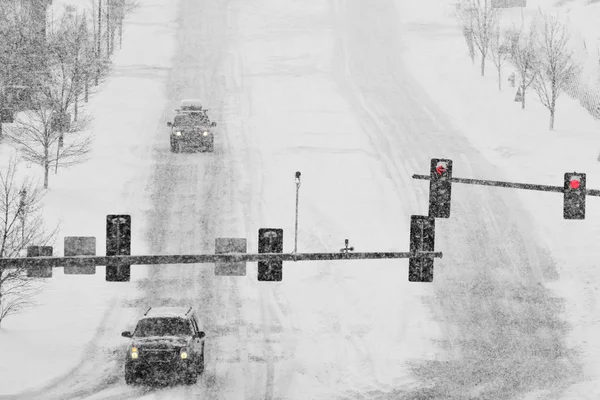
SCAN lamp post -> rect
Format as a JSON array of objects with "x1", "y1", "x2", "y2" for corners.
[{"x1": 294, "y1": 171, "x2": 301, "y2": 254}]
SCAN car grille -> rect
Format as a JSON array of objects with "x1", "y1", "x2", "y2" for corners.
[{"x1": 142, "y1": 349, "x2": 178, "y2": 363}]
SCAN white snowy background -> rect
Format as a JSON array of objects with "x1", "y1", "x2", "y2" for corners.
[{"x1": 1, "y1": 0, "x2": 600, "y2": 399}]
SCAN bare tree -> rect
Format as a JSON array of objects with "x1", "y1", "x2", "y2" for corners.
[
  {"x1": 101, "y1": 0, "x2": 139, "y2": 52},
  {"x1": 490, "y1": 27, "x2": 512, "y2": 90},
  {"x1": 456, "y1": 0, "x2": 500, "y2": 76},
  {"x1": 59, "y1": 7, "x2": 99, "y2": 120},
  {"x1": 90, "y1": 0, "x2": 139, "y2": 56},
  {"x1": 43, "y1": 9, "x2": 95, "y2": 123},
  {"x1": 113, "y1": 0, "x2": 139, "y2": 50},
  {"x1": 455, "y1": 2, "x2": 476, "y2": 64},
  {"x1": 52, "y1": 3, "x2": 110, "y2": 102},
  {"x1": 0, "y1": 154, "x2": 58, "y2": 327},
  {"x1": 507, "y1": 24, "x2": 539, "y2": 109},
  {"x1": 531, "y1": 10, "x2": 580, "y2": 130},
  {"x1": 6, "y1": 103, "x2": 92, "y2": 189}
]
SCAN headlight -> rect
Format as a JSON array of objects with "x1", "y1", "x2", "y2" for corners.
[
  {"x1": 175, "y1": 131, "x2": 182, "y2": 136},
  {"x1": 180, "y1": 349, "x2": 188, "y2": 360},
  {"x1": 202, "y1": 131, "x2": 208, "y2": 136},
  {"x1": 131, "y1": 347, "x2": 139, "y2": 360}
]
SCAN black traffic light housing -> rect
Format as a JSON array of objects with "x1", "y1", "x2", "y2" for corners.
[
  {"x1": 409, "y1": 215, "x2": 435, "y2": 282},
  {"x1": 258, "y1": 228, "x2": 283, "y2": 281},
  {"x1": 564, "y1": 172, "x2": 586, "y2": 220},
  {"x1": 429, "y1": 158, "x2": 453, "y2": 218},
  {"x1": 106, "y1": 215, "x2": 131, "y2": 282}
]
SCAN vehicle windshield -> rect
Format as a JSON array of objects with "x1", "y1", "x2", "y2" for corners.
[
  {"x1": 133, "y1": 317, "x2": 193, "y2": 337},
  {"x1": 173, "y1": 113, "x2": 209, "y2": 127}
]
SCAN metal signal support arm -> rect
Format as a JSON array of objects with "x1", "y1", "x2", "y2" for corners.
[
  {"x1": 412, "y1": 174, "x2": 600, "y2": 196},
  {"x1": 0, "y1": 251, "x2": 443, "y2": 269}
]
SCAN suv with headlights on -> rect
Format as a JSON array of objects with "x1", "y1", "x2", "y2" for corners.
[
  {"x1": 167, "y1": 99, "x2": 217, "y2": 153},
  {"x1": 121, "y1": 306, "x2": 206, "y2": 385}
]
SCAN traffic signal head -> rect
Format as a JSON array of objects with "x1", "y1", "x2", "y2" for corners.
[
  {"x1": 408, "y1": 215, "x2": 435, "y2": 282},
  {"x1": 258, "y1": 228, "x2": 283, "y2": 282},
  {"x1": 64, "y1": 237, "x2": 96, "y2": 275},
  {"x1": 215, "y1": 238, "x2": 247, "y2": 276},
  {"x1": 26, "y1": 246, "x2": 53, "y2": 278},
  {"x1": 428, "y1": 158, "x2": 453, "y2": 218},
  {"x1": 106, "y1": 215, "x2": 131, "y2": 282},
  {"x1": 564, "y1": 173, "x2": 586, "y2": 220}
]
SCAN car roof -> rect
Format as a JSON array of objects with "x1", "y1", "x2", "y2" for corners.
[
  {"x1": 142, "y1": 306, "x2": 194, "y2": 319},
  {"x1": 180, "y1": 99, "x2": 202, "y2": 109}
]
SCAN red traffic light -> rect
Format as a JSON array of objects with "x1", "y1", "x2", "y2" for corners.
[
  {"x1": 569, "y1": 176, "x2": 581, "y2": 189},
  {"x1": 435, "y1": 162, "x2": 447, "y2": 176}
]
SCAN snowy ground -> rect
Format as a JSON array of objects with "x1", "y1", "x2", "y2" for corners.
[{"x1": 2, "y1": 0, "x2": 600, "y2": 399}]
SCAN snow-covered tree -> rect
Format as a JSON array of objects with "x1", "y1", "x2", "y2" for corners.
[
  {"x1": 111, "y1": 0, "x2": 139, "y2": 50},
  {"x1": 531, "y1": 10, "x2": 580, "y2": 130},
  {"x1": 507, "y1": 24, "x2": 538, "y2": 109},
  {"x1": 43, "y1": 8, "x2": 103, "y2": 123},
  {"x1": 6, "y1": 103, "x2": 92, "y2": 189},
  {"x1": 0, "y1": 1, "x2": 49, "y2": 140},
  {"x1": 490, "y1": 27, "x2": 512, "y2": 90},
  {"x1": 456, "y1": 0, "x2": 500, "y2": 76},
  {"x1": 0, "y1": 154, "x2": 58, "y2": 327}
]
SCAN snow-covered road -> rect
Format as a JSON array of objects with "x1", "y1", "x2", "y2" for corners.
[
  {"x1": 336, "y1": 1, "x2": 582, "y2": 398},
  {"x1": 3, "y1": 0, "x2": 591, "y2": 399}
]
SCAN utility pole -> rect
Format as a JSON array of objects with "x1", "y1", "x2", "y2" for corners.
[{"x1": 106, "y1": 0, "x2": 111, "y2": 57}]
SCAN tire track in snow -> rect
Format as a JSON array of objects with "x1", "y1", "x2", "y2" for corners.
[{"x1": 223, "y1": 5, "x2": 305, "y2": 395}]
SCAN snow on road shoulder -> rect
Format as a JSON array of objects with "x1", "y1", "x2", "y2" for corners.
[
  {"x1": 395, "y1": 0, "x2": 600, "y2": 397},
  {"x1": 0, "y1": 0, "x2": 179, "y2": 395},
  {"x1": 223, "y1": 1, "x2": 442, "y2": 399},
  {"x1": 0, "y1": 275, "x2": 128, "y2": 396}
]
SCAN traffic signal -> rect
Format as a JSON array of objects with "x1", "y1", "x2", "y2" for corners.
[
  {"x1": 64, "y1": 237, "x2": 96, "y2": 274},
  {"x1": 215, "y1": 237, "x2": 247, "y2": 276},
  {"x1": 564, "y1": 172, "x2": 586, "y2": 220},
  {"x1": 26, "y1": 246, "x2": 53, "y2": 278},
  {"x1": 258, "y1": 228, "x2": 283, "y2": 281},
  {"x1": 428, "y1": 158, "x2": 453, "y2": 218},
  {"x1": 408, "y1": 215, "x2": 435, "y2": 282},
  {"x1": 106, "y1": 215, "x2": 131, "y2": 282}
]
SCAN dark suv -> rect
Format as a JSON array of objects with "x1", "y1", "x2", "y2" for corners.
[
  {"x1": 167, "y1": 99, "x2": 217, "y2": 153},
  {"x1": 121, "y1": 306, "x2": 206, "y2": 385}
]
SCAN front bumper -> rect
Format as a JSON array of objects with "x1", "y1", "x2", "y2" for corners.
[
  {"x1": 173, "y1": 134, "x2": 213, "y2": 145},
  {"x1": 126, "y1": 358, "x2": 195, "y2": 380}
]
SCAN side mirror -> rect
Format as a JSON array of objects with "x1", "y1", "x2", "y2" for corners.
[
  {"x1": 121, "y1": 331, "x2": 132, "y2": 338},
  {"x1": 197, "y1": 331, "x2": 205, "y2": 339},
  {"x1": 167, "y1": 121, "x2": 172, "y2": 127},
  {"x1": 211, "y1": 122, "x2": 217, "y2": 127}
]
